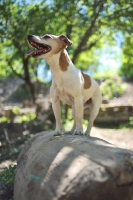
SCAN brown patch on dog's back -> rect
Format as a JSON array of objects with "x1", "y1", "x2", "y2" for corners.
[
  {"x1": 82, "y1": 72, "x2": 91, "y2": 89},
  {"x1": 59, "y1": 50, "x2": 70, "y2": 71}
]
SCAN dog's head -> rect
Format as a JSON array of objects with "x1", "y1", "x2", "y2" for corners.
[{"x1": 27, "y1": 34, "x2": 72, "y2": 58}]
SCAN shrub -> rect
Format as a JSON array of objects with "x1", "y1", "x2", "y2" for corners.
[
  {"x1": 100, "y1": 78, "x2": 125, "y2": 99},
  {"x1": 0, "y1": 165, "x2": 16, "y2": 185},
  {"x1": 94, "y1": 73, "x2": 125, "y2": 100},
  {"x1": 0, "y1": 165, "x2": 16, "y2": 200}
]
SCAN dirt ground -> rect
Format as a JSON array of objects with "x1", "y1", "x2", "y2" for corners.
[
  {"x1": 91, "y1": 81, "x2": 133, "y2": 152},
  {"x1": 91, "y1": 127, "x2": 133, "y2": 151}
]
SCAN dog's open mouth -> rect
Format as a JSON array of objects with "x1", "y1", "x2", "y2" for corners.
[{"x1": 27, "y1": 41, "x2": 51, "y2": 57}]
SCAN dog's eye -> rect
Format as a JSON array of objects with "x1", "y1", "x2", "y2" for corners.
[{"x1": 42, "y1": 35, "x2": 51, "y2": 39}]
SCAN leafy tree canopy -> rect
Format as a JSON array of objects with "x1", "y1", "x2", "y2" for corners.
[
  {"x1": 0, "y1": 0, "x2": 133, "y2": 100},
  {"x1": 119, "y1": 34, "x2": 133, "y2": 80}
]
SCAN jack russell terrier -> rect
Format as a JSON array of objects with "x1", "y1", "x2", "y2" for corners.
[{"x1": 27, "y1": 34, "x2": 102, "y2": 136}]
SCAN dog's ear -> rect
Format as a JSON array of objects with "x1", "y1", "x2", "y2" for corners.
[{"x1": 59, "y1": 35, "x2": 73, "y2": 47}]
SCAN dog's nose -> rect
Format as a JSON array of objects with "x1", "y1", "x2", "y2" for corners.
[{"x1": 28, "y1": 34, "x2": 33, "y2": 39}]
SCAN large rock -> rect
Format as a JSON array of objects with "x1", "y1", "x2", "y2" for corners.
[
  {"x1": 85, "y1": 105, "x2": 133, "y2": 125},
  {"x1": 14, "y1": 132, "x2": 133, "y2": 200}
]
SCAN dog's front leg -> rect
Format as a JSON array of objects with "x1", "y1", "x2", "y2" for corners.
[
  {"x1": 74, "y1": 96, "x2": 83, "y2": 135},
  {"x1": 50, "y1": 83, "x2": 62, "y2": 136},
  {"x1": 51, "y1": 97, "x2": 62, "y2": 136}
]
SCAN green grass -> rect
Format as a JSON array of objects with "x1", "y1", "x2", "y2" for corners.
[
  {"x1": 0, "y1": 165, "x2": 16, "y2": 200},
  {"x1": 0, "y1": 165, "x2": 17, "y2": 185}
]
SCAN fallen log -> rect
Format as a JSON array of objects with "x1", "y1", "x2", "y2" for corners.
[{"x1": 14, "y1": 131, "x2": 133, "y2": 200}]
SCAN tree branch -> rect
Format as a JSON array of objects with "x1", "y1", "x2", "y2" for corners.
[
  {"x1": 82, "y1": 31, "x2": 103, "y2": 51},
  {"x1": 7, "y1": 59, "x2": 25, "y2": 80},
  {"x1": 107, "y1": 3, "x2": 133, "y2": 17},
  {"x1": 66, "y1": 24, "x2": 73, "y2": 39},
  {"x1": 72, "y1": 1, "x2": 105, "y2": 63}
]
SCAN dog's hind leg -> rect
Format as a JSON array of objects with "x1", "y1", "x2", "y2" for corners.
[
  {"x1": 84, "y1": 94, "x2": 102, "y2": 136},
  {"x1": 84, "y1": 107, "x2": 99, "y2": 136},
  {"x1": 74, "y1": 96, "x2": 83, "y2": 135}
]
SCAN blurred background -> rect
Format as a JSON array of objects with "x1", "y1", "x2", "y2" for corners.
[{"x1": 0, "y1": 0, "x2": 133, "y2": 198}]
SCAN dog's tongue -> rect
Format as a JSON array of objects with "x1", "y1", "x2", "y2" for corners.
[
  {"x1": 27, "y1": 50, "x2": 37, "y2": 57},
  {"x1": 27, "y1": 49, "x2": 47, "y2": 56},
  {"x1": 27, "y1": 49, "x2": 44, "y2": 57}
]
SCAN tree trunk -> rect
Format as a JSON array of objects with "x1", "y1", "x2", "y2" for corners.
[
  {"x1": 72, "y1": 1, "x2": 104, "y2": 64},
  {"x1": 23, "y1": 58, "x2": 36, "y2": 103}
]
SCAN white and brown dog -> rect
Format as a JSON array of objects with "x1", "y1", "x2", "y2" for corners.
[{"x1": 27, "y1": 34, "x2": 102, "y2": 136}]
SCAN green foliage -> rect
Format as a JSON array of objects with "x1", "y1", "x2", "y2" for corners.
[
  {"x1": 12, "y1": 107, "x2": 20, "y2": 115},
  {"x1": 119, "y1": 35, "x2": 133, "y2": 80},
  {"x1": 0, "y1": 0, "x2": 133, "y2": 101},
  {"x1": 95, "y1": 73, "x2": 125, "y2": 99},
  {"x1": 0, "y1": 143, "x2": 22, "y2": 159},
  {"x1": 94, "y1": 71, "x2": 116, "y2": 80},
  {"x1": 0, "y1": 116, "x2": 10, "y2": 123},
  {"x1": 1, "y1": 0, "x2": 133, "y2": 80},
  {"x1": 120, "y1": 116, "x2": 133, "y2": 129},
  {"x1": 100, "y1": 78, "x2": 125, "y2": 99},
  {"x1": 18, "y1": 113, "x2": 36, "y2": 123},
  {"x1": 76, "y1": 49, "x2": 100, "y2": 72},
  {"x1": 128, "y1": 116, "x2": 133, "y2": 128},
  {"x1": 0, "y1": 165, "x2": 17, "y2": 185},
  {"x1": 101, "y1": 107, "x2": 106, "y2": 112}
]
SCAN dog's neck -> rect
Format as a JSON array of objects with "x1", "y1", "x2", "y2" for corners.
[{"x1": 45, "y1": 49, "x2": 75, "y2": 90}]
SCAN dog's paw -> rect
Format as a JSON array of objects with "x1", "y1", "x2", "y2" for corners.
[
  {"x1": 84, "y1": 131, "x2": 90, "y2": 136},
  {"x1": 74, "y1": 130, "x2": 83, "y2": 135},
  {"x1": 53, "y1": 132, "x2": 62, "y2": 136},
  {"x1": 64, "y1": 131, "x2": 73, "y2": 135}
]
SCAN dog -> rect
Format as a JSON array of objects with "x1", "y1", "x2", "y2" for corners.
[{"x1": 27, "y1": 34, "x2": 102, "y2": 136}]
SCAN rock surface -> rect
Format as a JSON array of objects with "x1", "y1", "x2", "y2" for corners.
[
  {"x1": 14, "y1": 131, "x2": 133, "y2": 200},
  {"x1": 84, "y1": 105, "x2": 133, "y2": 125}
]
